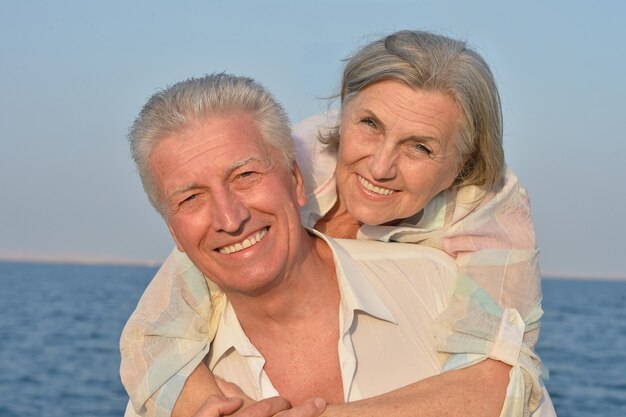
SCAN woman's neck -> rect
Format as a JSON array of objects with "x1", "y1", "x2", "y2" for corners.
[{"x1": 314, "y1": 196, "x2": 361, "y2": 239}]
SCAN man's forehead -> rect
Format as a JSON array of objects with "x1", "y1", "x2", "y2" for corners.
[{"x1": 159, "y1": 113, "x2": 265, "y2": 155}]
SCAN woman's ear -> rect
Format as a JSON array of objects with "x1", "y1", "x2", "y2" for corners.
[{"x1": 291, "y1": 162, "x2": 307, "y2": 207}]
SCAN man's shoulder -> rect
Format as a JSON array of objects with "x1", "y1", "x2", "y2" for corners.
[
  {"x1": 328, "y1": 237, "x2": 459, "y2": 339},
  {"x1": 333, "y1": 238, "x2": 458, "y2": 272}
]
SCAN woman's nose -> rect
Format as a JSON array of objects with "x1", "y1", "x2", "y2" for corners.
[{"x1": 368, "y1": 143, "x2": 397, "y2": 180}]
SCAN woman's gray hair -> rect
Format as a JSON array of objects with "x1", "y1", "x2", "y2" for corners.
[
  {"x1": 321, "y1": 30, "x2": 504, "y2": 191},
  {"x1": 128, "y1": 73, "x2": 294, "y2": 215}
]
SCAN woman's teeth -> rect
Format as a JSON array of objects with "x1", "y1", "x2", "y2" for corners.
[
  {"x1": 218, "y1": 228, "x2": 268, "y2": 254},
  {"x1": 358, "y1": 175, "x2": 394, "y2": 196}
]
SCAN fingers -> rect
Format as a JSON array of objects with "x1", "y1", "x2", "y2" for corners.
[
  {"x1": 205, "y1": 377, "x2": 326, "y2": 417},
  {"x1": 194, "y1": 389, "x2": 292, "y2": 417},
  {"x1": 276, "y1": 398, "x2": 326, "y2": 417},
  {"x1": 193, "y1": 395, "x2": 244, "y2": 417},
  {"x1": 214, "y1": 376, "x2": 258, "y2": 409},
  {"x1": 232, "y1": 396, "x2": 292, "y2": 417},
  {"x1": 215, "y1": 376, "x2": 250, "y2": 399}
]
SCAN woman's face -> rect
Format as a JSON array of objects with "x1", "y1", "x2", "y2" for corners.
[{"x1": 335, "y1": 80, "x2": 465, "y2": 225}]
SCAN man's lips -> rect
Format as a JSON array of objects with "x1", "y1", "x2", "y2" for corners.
[{"x1": 217, "y1": 227, "x2": 268, "y2": 254}]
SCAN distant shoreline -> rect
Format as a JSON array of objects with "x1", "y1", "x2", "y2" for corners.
[
  {"x1": 542, "y1": 273, "x2": 626, "y2": 282},
  {"x1": 1, "y1": 256, "x2": 624, "y2": 281},
  {"x1": 0, "y1": 255, "x2": 162, "y2": 268}
]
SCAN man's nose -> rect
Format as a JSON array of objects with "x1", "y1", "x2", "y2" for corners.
[
  {"x1": 211, "y1": 190, "x2": 251, "y2": 234},
  {"x1": 368, "y1": 142, "x2": 397, "y2": 180}
]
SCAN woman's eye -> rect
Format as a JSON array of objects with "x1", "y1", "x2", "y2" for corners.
[
  {"x1": 413, "y1": 143, "x2": 432, "y2": 155},
  {"x1": 360, "y1": 118, "x2": 377, "y2": 129}
]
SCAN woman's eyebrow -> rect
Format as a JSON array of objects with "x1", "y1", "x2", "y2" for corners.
[{"x1": 403, "y1": 134, "x2": 438, "y2": 143}]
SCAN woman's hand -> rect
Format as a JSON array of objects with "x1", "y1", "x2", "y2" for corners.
[{"x1": 192, "y1": 378, "x2": 326, "y2": 417}]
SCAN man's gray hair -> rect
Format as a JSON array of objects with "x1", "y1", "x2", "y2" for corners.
[
  {"x1": 321, "y1": 30, "x2": 504, "y2": 191},
  {"x1": 128, "y1": 73, "x2": 294, "y2": 215}
]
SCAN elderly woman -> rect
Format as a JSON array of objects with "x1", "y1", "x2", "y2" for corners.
[{"x1": 121, "y1": 30, "x2": 544, "y2": 417}]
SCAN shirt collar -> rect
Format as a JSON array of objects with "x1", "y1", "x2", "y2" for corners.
[
  {"x1": 208, "y1": 299, "x2": 262, "y2": 370},
  {"x1": 208, "y1": 228, "x2": 398, "y2": 368},
  {"x1": 309, "y1": 229, "x2": 397, "y2": 326}
]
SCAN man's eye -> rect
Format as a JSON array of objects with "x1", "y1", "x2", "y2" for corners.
[
  {"x1": 236, "y1": 171, "x2": 261, "y2": 182},
  {"x1": 182, "y1": 194, "x2": 198, "y2": 204}
]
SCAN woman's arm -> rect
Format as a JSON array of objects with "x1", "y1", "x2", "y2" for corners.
[
  {"x1": 120, "y1": 249, "x2": 223, "y2": 417},
  {"x1": 322, "y1": 359, "x2": 509, "y2": 417},
  {"x1": 179, "y1": 368, "x2": 327, "y2": 417},
  {"x1": 186, "y1": 359, "x2": 509, "y2": 417},
  {"x1": 355, "y1": 168, "x2": 545, "y2": 415},
  {"x1": 432, "y1": 169, "x2": 544, "y2": 413},
  {"x1": 173, "y1": 364, "x2": 221, "y2": 417}
]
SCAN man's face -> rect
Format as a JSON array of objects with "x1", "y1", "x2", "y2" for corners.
[{"x1": 149, "y1": 113, "x2": 307, "y2": 295}]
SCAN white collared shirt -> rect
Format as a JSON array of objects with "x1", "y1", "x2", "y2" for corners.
[
  {"x1": 206, "y1": 234, "x2": 459, "y2": 401},
  {"x1": 123, "y1": 232, "x2": 556, "y2": 417}
]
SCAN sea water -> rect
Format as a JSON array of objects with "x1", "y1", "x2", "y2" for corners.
[
  {"x1": 0, "y1": 262, "x2": 154, "y2": 417},
  {"x1": 538, "y1": 278, "x2": 626, "y2": 416},
  {"x1": 0, "y1": 261, "x2": 624, "y2": 417}
]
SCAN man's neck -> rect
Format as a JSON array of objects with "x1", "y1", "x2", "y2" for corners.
[
  {"x1": 225, "y1": 229, "x2": 338, "y2": 331},
  {"x1": 221, "y1": 229, "x2": 345, "y2": 405}
]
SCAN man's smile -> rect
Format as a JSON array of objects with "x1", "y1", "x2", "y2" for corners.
[{"x1": 217, "y1": 227, "x2": 268, "y2": 254}]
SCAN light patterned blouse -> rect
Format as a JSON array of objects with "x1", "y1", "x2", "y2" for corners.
[{"x1": 120, "y1": 112, "x2": 545, "y2": 417}]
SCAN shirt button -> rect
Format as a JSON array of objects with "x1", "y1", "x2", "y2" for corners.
[{"x1": 508, "y1": 311, "x2": 518, "y2": 324}]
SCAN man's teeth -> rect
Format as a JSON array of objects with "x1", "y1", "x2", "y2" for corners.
[
  {"x1": 358, "y1": 175, "x2": 394, "y2": 196},
  {"x1": 218, "y1": 228, "x2": 268, "y2": 254}
]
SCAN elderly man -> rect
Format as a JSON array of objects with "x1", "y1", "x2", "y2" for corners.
[{"x1": 122, "y1": 73, "x2": 555, "y2": 417}]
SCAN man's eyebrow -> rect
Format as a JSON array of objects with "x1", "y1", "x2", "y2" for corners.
[
  {"x1": 167, "y1": 156, "x2": 259, "y2": 199},
  {"x1": 169, "y1": 182, "x2": 198, "y2": 199},
  {"x1": 227, "y1": 156, "x2": 256, "y2": 172}
]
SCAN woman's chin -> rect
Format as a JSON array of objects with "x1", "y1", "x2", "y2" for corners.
[
  {"x1": 352, "y1": 205, "x2": 423, "y2": 227},
  {"x1": 352, "y1": 209, "x2": 397, "y2": 226}
]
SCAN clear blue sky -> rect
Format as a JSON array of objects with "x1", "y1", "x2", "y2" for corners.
[{"x1": 1, "y1": 0, "x2": 624, "y2": 278}]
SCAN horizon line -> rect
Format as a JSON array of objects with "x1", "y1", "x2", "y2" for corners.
[
  {"x1": 0, "y1": 254, "x2": 624, "y2": 281},
  {"x1": 541, "y1": 271, "x2": 626, "y2": 281},
  {"x1": 0, "y1": 253, "x2": 162, "y2": 268}
]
